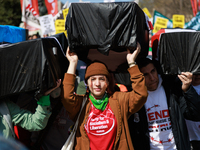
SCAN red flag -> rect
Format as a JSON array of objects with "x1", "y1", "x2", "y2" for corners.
[
  {"x1": 190, "y1": 0, "x2": 197, "y2": 16},
  {"x1": 31, "y1": 0, "x2": 40, "y2": 16},
  {"x1": 198, "y1": 0, "x2": 200, "y2": 11},
  {"x1": 194, "y1": 0, "x2": 198, "y2": 14},
  {"x1": 44, "y1": 0, "x2": 58, "y2": 16}
]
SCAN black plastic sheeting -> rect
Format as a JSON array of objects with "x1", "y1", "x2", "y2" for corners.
[
  {"x1": 0, "y1": 34, "x2": 68, "y2": 99},
  {"x1": 49, "y1": 33, "x2": 68, "y2": 53},
  {"x1": 159, "y1": 32, "x2": 200, "y2": 75},
  {"x1": 65, "y1": 2, "x2": 149, "y2": 59}
]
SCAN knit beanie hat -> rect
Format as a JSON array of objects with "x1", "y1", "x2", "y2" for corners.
[{"x1": 85, "y1": 62, "x2": 110, "y2": 82}]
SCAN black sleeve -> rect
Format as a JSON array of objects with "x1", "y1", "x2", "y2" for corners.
[{"x1": 180, "y1": 85, "x2": 200, "y2": 121}]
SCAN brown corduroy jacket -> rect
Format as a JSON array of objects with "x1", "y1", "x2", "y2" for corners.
[{"x1": 61, "y1": 65, "x2": 148, "y2": 150}]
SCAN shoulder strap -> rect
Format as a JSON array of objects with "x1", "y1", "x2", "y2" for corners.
[
  {"x1": 0, "y1": 101, "x2": 15, "y2": 138},
  {"x1": 61, "y1": 96, "x2": 87, "y2": 150}
]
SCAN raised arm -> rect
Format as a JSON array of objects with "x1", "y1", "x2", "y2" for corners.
[
  {"x1": 114, "y1": 42, "x2": 147, "y2": 117},
  {"x1": 61, "y1": 47, "x2": 82, "y2": 120},
  {"x1": 177, "y1": 72, "x2": 200, "y2": 120},
  {"x1": 66, "y1": 47, "x2": 78, "y2": 75},
  {"x1": 178, "y1": 72, "x2": 193, "y2": 92},
  {"x1": 126, "y1": 42, "x2": 141, "y2": 68}
]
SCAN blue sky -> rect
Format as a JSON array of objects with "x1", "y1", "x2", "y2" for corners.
[{"x1": 60, "y1": 0, "x2": 133, "y2": 4}]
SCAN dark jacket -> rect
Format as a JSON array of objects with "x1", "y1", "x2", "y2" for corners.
[{"x1": 128, "y1": 75, "x2": 200, "y2": 150}]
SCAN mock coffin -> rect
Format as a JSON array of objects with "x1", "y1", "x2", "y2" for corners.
[
  {"x1": 65, "y1": 2, "x2": 149, "y2": 58},
  {"x1": 0, "y1": 25, "x2": 27, "y2": 44},
  {"x1": 0, "y1": 35, "x2": 68, "y2": 99},
  {"x1": 158, "y1": 31, "x2": 200, "y2": 75}
]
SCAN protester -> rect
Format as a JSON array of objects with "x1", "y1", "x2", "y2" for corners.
[
  {"x1": 128, "y1": 57, "x2": 200, "y2": 150},
  {"x1": 185, "y1": 74, "x2": 200, "y2": 150},
  {"x1": 0, "y1": 79, "x2": 61, "y2": 139},
  {"x1": 61, "y1": 42, "x2": 148, "y2": 150},
  {"x1": 43, "y1": 34, "x2": 49, "y2": 38},
  {"x1": 32, "y1": 32, "x2": 40, "y2": 39},
  {"x1": 28, "y1": 35, "x2": 32, "y2": 40},
  {"x1": 31, "y1": 97, "x2": 74, "y2": 150},
  {"x1": 12, "y1": 82, "x2": 74, "y2": 150}
]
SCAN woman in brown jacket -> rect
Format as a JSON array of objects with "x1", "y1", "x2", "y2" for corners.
[{"x1": 61, "y1": 42, "x2": 148, "y2": 150}]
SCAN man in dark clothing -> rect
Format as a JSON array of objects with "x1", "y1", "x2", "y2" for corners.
[{"x1": 128, "y1": 58, "x2": 200, "y2": 150}]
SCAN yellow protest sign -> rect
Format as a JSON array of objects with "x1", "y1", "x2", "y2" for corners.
[
  {"x1": 153, "y1": 17, "x2": 168, "y2": 34},
  {"x1": 173, "y1": 14, "x2": 185, "y2": 28},
  {"x1": 55, "y1": 19, "x2": 65, "y2": 30},
  {"x1": 54, "y1": 19, "x2": 67, "y2": 37},
  {"x1": 143, "y1": 7, "x2": 152, "y2": 18},
  {"x1": 63, "y1": 8, "x2": 69, "y2": 20}
]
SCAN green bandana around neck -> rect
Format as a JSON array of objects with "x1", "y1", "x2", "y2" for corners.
[{"x1": 89, "y1": 93, "x2": 109, "y2": 111}]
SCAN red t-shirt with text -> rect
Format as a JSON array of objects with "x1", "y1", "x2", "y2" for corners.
[{"x1": 84, "y1": 102, "x2": 117, "y2": 150}]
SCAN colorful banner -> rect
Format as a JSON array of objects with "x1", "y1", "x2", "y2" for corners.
[
  {"x1": 45, "y1": 0, "x2": 58, "y2": 16},
  {"x1": 20, "y1": 0, "x2": 41, "y2": 30}
]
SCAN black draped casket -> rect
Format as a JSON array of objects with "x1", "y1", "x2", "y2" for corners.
[
  {"x1": 0, "y1": 33, "x2": 68, "y2": 99},
  {"x1": 65, "y1": 2, "x2": 149, "y2": 69},
  {"x1": 158, "y1": 31, "x2": 200, "y2": 75},
  {"x1": 65, "y1": 2, "x2": 149, "y2": 91}
]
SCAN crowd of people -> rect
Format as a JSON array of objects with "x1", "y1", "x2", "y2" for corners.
[{"x1": 1, "y1": 26, "x2": 200, "y2": 150}]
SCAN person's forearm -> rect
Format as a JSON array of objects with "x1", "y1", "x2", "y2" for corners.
[
  {"x1": 127, "y1": 65, "x2": 148, "y2": 114},
  {"x1": 67, "y1": 62, "x2": 77, "y2": 74}
]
